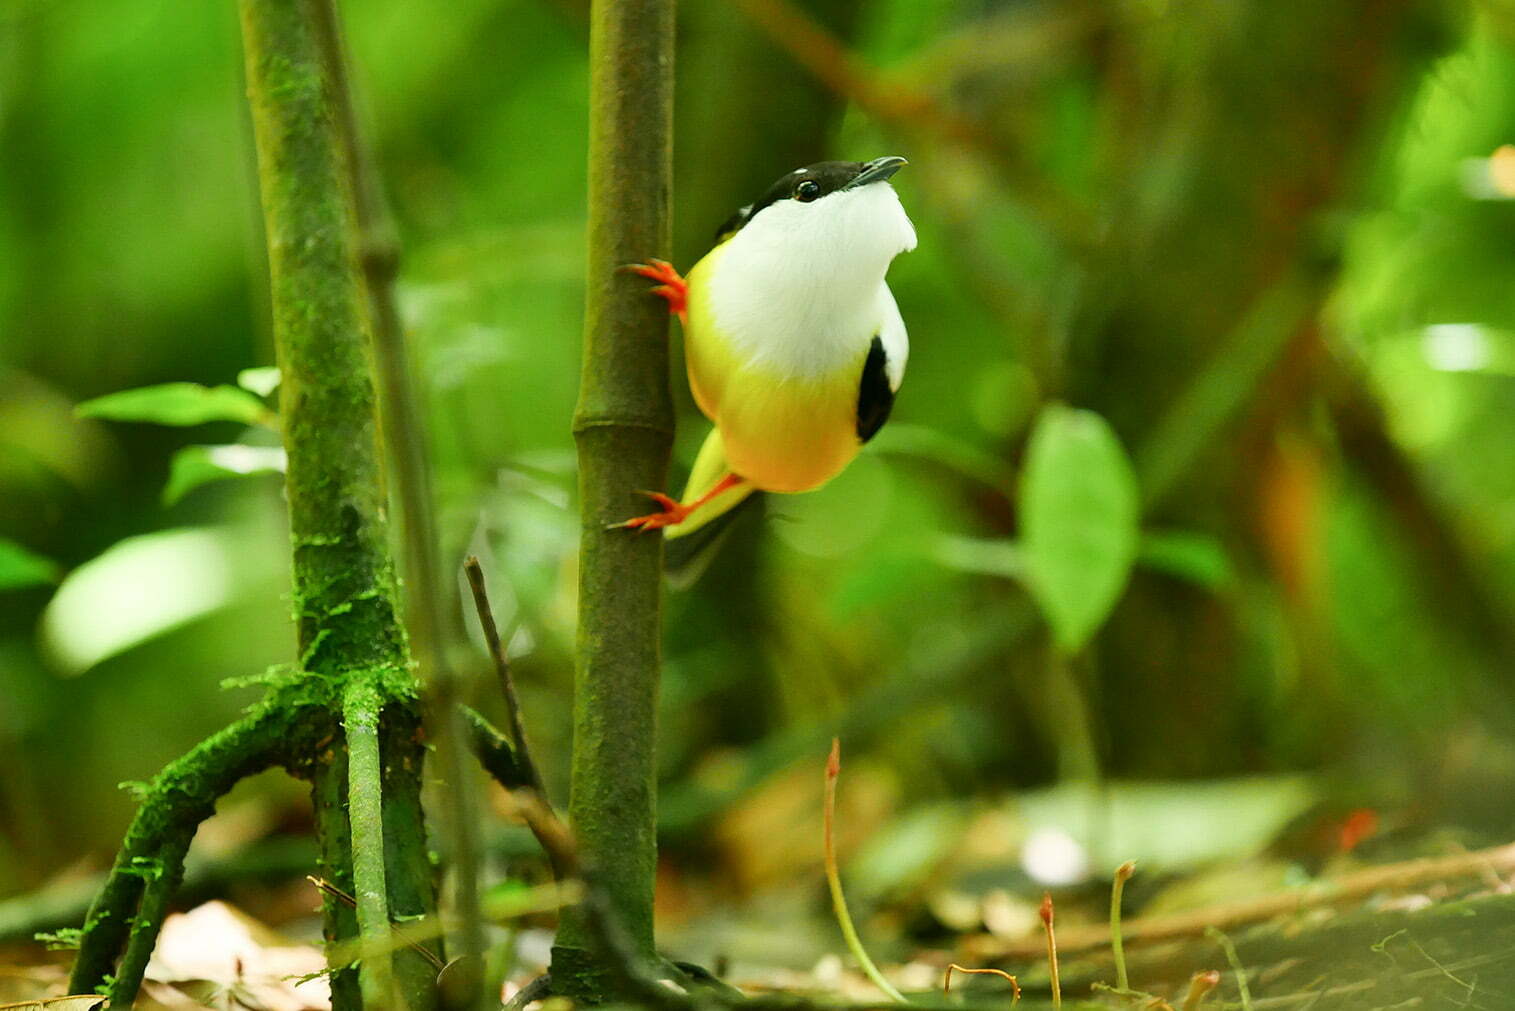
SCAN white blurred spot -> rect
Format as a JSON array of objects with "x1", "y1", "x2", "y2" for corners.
[
  {"x1": 1422, "y1": 323, "x2": 1489, "y2": 372},
  {"x1": 1020, "y1": 827, "x2": 1089, "y2": 886},
  {"x1": 42, "y1": 527, "x2": 236, "y2": 676},
  {"x1": 812, "y1": 954, "x2": 844, "y2": 985},
  {"x1": 207, "y1": 444, "x2": 286, "y2": 473},
  {"x1": 1463, "y1": 146, "x2": 1515, "y2": 200}
]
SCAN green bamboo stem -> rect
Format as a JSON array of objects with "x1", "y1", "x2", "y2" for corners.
[
  {"x1": 550, "y1": 0, "x2": 676, "y2": 997},
  {"x1": 238, "y1": 0, "x2": 432, "y2": 1007}
]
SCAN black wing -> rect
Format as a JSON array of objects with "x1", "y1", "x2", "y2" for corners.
[{"x1": 856, "y1": 336, "x2": 895, "y2": 444}]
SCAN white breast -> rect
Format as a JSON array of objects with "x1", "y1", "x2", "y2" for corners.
[{"x1": 704, "y1": 182, "x2": 916, "y2": 381}]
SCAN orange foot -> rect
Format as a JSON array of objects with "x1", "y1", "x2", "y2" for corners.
[
  {"x1": 608, "y1": 491, "x2": 691, "y2": 532},
  {"x1": 625, "y1": 259, "x2": 688, "y2": 324}
]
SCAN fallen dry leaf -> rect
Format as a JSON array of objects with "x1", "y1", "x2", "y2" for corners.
[
  {"x1": 145, "y1": 901, "x2": 328, "y2": 1011},
  {"x1": 0, "y1": 998, "x2": 106, "y2": 1011}
]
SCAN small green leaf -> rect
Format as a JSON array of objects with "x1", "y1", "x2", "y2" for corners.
[
  {"x1": 1138, "y1": 529, "x2": 1235, "y2": 589},
  {"x1": 0, "y1": 538, "x2": 61, "y2": 590},
  {"x1": 77, "y1": 382, "x2": 273, "y2": 428},
  {"x1": 237, "y1": 365, "x2": 282, "y2": 396},
  {"x1": 163, "y1": 444, "x2": 286, "y2": 505},
  {"x1": 33, "y1": 927, "x2": 84, "y2": 951},
  {"x1": 1020, "y1": 404, "x2": 1139, "y2": 653}
]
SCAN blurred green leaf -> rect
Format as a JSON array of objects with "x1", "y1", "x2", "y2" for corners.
[
  {"x1": 1017, "y1": 776, "x2": 1318, "y2": 875},
  {"x1": 1020, "y1": 404, "x2": 1139, "y2": 652},
  {"x1": 236, "y1": 366, "x2": 282, "y2": 397},
  {"x1": 0, "y1": 539, "x2": 62, "y2": 590},
  {"x1": 1138, "y1": 529, "x2": 1235, "y2": 589},
  {"x1": 76, "y1": 383, "x2": 274, "y2": 428},
  {"x1": 163, "y1": 444, "x2": 286, "y2": 505},
  {"x1": 870, "y1": 423, "x2": 1012, "y2": 492},
  {"x1": 931, "y1": 535, "x2": 1024, "y2": 580}
]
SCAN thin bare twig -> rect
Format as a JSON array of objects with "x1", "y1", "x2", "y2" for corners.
[
  {"x1": 307, "y1": 876, "x2": 447, "y2": 972},
  {"x1": 1040, "y1": 893, "x2": 1061, "y2": 1009},
  {"x1": 1182, "y1": 971, "x2": 1220, "y2": 1011},
  {"x1": 464, "y1": 555, "x2": 551, "y2": 808},
  {"x1": 944, "y1": 965, "x2": 1020, "y2": 1003}
]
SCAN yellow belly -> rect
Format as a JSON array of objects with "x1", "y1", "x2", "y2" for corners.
[{"x1": 684, "y1": 248, "x2": 863, "y2": 494}]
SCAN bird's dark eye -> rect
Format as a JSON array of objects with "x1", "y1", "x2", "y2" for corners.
[{"x1": 794, "y1": 179, "x2": 821, "y2": 202}]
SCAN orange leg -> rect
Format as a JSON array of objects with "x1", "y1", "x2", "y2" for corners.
[
  {"x1": 625, "y1": 259, "x2": 688, "y2": 325},
  {"x1": 611, "y1": 473, "x2": 744, "y2": 532}
]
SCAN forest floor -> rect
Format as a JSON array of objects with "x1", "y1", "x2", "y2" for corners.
[{"x1": 5, "y1": 776, "x2": 1515, "y2": 1011}]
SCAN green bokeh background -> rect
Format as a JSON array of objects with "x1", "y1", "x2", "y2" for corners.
[{"x1": 4, "y1": 0, "x2": 1515, "y2": 952}]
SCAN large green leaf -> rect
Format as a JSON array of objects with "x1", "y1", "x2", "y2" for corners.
[
  {"x1": 1019, "y1": 404, "x2": 1140, "y2": 652},
  {"x1": 76, "y1": 382, "x2": 273, "y2": 428},
  {"x1": 0, "y1": 539, "x2": 61, "y2": 590}
]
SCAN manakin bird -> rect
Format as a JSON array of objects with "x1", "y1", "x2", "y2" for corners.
[{"x1": 617, "y1": 156, "x2": 917, "y2": 542}]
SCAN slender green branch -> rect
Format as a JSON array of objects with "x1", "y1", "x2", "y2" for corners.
[
  {"x1": 1205, "y1": 927, "x2": 1253, "y2": 1011},
  {"x1": 312, "y1": 743, "x2": 362, "y2": 1009},
  {"x1": 1134, "y1": 275, "x2": 1316, "y2": 508},
  {"x1": 1110, "y1": 861, "x2": 1136, "y2": 993},
  {"x1": 552, "y1": 0, "x2": 675, "y2": 996},
  {"x1": 345, "y1": 683, "x2": 395, "y2": 1008},
  {"x1": 823, "y1": 741, "x2": 906, "y2": 1004},
  {"x1": 306, "y1": 6, "x2": 485, "y2": 997}
]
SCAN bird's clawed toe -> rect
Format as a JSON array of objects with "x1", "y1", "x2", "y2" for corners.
[
  {"x1": 608, "y1": 491, "x2": 690, "y2": 533},
  {"x1": 624, "y1": 260, "x2": 688, "y2": 321}
]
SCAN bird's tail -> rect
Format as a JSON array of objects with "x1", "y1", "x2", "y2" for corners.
[
  {"x1": 664, "y1": 428, "x2": 755, "y2": 540},
  {"x1": 663, "y1": 427, "x2": 763, "y2": 588}
]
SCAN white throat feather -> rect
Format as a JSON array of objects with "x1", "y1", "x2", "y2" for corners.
[{"x1": 704, "y1": 183, "x2": 916, "y2": 379}]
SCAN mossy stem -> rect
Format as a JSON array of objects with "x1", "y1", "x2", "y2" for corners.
[
  {"x1": 69, "y1": 700, "x2": 301, "y2": 996},
  {"x1": 108, "y1": 834, "x2": 192, "y2": 1007}
]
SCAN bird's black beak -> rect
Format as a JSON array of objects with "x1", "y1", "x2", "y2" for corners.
[{"x1": 843, "y1": 156, "x2": 908, "y2": 190}]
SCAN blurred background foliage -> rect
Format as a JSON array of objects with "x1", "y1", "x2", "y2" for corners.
[{"x1": 5, "y1": 0, "x2": 1515, "y2": 978}]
